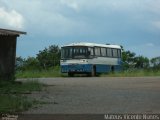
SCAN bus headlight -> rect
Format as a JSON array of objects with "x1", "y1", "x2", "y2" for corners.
[
  {"x1": 60, "y1": 60, "x2": 66, "y2": 62},
  {"x1": 81, "y1": 59, "x2": 88, "y2": 63}
]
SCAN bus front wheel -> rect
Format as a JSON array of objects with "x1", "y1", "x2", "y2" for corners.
[
  {"x1": 111, "y1": 66, "x2": 115, "y2": 73},
  {"x1": 91, "y1": 66, "x2": 96, "y2": 77}
]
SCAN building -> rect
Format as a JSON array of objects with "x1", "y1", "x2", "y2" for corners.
[{"x1": 0, "y1": 28, "x2": 26, "y2": 81}]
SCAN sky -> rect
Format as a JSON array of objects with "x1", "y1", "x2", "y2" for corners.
[{"x1": 0, "y1": 0, "x2": 160, "y2": 58}]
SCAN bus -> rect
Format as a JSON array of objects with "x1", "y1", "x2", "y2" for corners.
[{"x1": 60, "y1": 42, "x2": 122, "y2": 76}]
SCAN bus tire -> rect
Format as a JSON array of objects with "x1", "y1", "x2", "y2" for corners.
[
  {"x1": 68, "y1": 72, "x2": 74, "y2": 77},
  {"x1": 91, "y1": 65, "x2": 96, "y2": 77},
  {"x1": 111, "y1": 66, "x2": 114, "y2": 73}
]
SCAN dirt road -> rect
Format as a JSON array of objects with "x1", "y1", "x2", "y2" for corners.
[{"x1": 19, "y1": 77, "x2": 160, "y2": 114}]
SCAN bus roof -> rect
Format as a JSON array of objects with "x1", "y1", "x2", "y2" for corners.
[{"x1": 62, "y1": 42, "x2": 121, "y2": 49}]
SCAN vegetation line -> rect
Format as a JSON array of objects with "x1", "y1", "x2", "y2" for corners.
[
  {"x1": 16, "y1": 45, "x2": 160, "y2": 78},
  {"x1": 0, "y1": 80, "x2": 44, "y2": 113}
]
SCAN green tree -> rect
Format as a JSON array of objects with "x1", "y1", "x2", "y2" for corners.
[
  {"x1": 150, "y1": 57, "x2": 160, "y2": 69},
  {"x1": 16, "y1": 56, "x2": 25, "y2": 71},
  {"x1": 121, "y1": 48, "x2": 150, "y2": 69},
  {"x1": 122, "y1": 50, "x2": 136, "y2": 69},
  {"x1": 16, "y1": 57, "x2": 41, "y2": 71},
  {"x1": 134, "y1": 56, "x2": 149, "y2": 69},
  {"x1": 24, "y1": 57, "x2": 40, "y2": 70},
  {"x1": 36, "y1": 45, "x2": 60, "y2": 69}
]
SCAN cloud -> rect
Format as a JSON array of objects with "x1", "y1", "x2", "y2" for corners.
[
  {"x1": 151, "y1": 21, "x2": 160, "y2": 30},
  {"x1": 60, "y1": 0, "x2": 79, "y2": 11},
  {"x1": 128, "y1": 43, "x2": 158, "y2": 58},
  {"x1": 145, "y1": 43, "x2": 154, "y2": 47},
  {"x1": 0, "y1": 7, "x2": 24, "y2": 29},
  {"x1": 1, "y1": 0, "x2": 160, "y2": 58},
  {"x1": 146, "y1": 0, "x2": 160, "y2": 15}
]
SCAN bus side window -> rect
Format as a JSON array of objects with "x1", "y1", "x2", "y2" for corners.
[
  {"x1": 88, "y1": 47, "x2": 94, "y2": 56},
  {"x1": 69, "y1": 48, "x2": 72, "y2": 58},
  {"x1": 95, "y1": 47, "x2": 101, "y2": 56},
  {"x1": 112, "y1": 49, "x2": 118, "y2": 58},
  {"x1": 101, "y1": 48, "x2": 106, "y2": 57},
  {"x1": 106, "y1": 48, "x2": 112, "y2": 57}
]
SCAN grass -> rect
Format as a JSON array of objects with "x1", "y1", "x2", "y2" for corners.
[
  {"x1": 16, "y1": 69, "x2": 64, "y2": 78},
  {"x1": 0, "y1": 80, "x2": 44, "y2": 113},
  {"x1": 0, "y1": 80, "x2": 43, "y2": 94},
  {"x1": 0, "y1": 95, "x2": 33, "y2": 113},
  {"x1": 101, "y1": 69, "x2": 160, "y2": 77},
  {"x1": 16, "y1": 67, "x2": 160, "y2": 78}
]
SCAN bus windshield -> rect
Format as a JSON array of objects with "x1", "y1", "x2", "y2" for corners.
[{"x1": 61, "y1": 46, "x2": 90, "y2": 59}]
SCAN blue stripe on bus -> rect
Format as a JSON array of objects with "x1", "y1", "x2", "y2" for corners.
[
  {"x1": 61, "y1": 64, "x2": 92, "y2": 73},
  {"x1": 61, "y1": 64, "x2": 122, "y2": 73}
]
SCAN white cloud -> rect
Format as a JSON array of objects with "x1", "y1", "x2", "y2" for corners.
[
  {"x1": 60, "y1": 0, "x2": 79, "y2": 11},
  {"x1": 1, "y1": 0, "x2": 160, "y2": 58},
  {"x1": 151, "y1": 21, "x2": 160, "y2": 29},
  {"x1": 145, "y1": 43, "x2": 154, "y2": 47},
  {"x1": 146, "y1": 0, "x2": 160, "y2": 15},
  {"x1": 0, "y1": 7, "x2": 24, "y2": 29},
  {"x1": 128, "y1": 43, "x2": 158, "y2": 58}
]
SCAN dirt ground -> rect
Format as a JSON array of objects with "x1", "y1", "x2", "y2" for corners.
[{"x1": 17, "y1": 77, "x2": 160, "y2": 115}]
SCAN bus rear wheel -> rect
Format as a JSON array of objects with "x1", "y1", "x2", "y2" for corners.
[{"x1": 68, "y1": 72, "x2": 74, "y2": 77}]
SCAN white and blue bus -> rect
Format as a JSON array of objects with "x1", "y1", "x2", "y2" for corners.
[{"x1": 60, "y1": 42, "x2": 122, "y2": 76}]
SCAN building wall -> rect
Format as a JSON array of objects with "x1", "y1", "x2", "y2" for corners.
[{"x1": 0, "y1": 35, "x2": 17, "y2": 80}]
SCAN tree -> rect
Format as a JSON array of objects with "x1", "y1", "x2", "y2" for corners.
[
  {"x1": 122, "y1": 49, "x2": 150, "y2": 69},
  {"x1": 24, "y1": 57, "x2": 40, "y2": 70},
  {"x1": 36, "y1": 45, "x2": 60, "y2": 69},
  {"x1": 16, "y1": 56, "x2": 41, "y2": 71},
  {"x1": 122, "y1": 50, "x2": 136, "y2": 69},
  {"x1": 15, "y1": 56, "x2": 25, "y2": 71},
  {"x1": 150, "y1": 57, "x2": 160, "y2": 69},
  {"x1": 134, "y1": 56, "x2": 149, "y2": 69}
]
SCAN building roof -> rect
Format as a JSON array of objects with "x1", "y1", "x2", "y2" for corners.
[
  {"x1": 0, "y1": 28, "x2": 26, "y2": 36},
  {"x1": 62, "y1": 42, "x2": 121, "y2": 49}
]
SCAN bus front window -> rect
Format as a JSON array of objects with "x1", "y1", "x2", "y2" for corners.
[
  {"x1": 61, "y1": 47, "x2": 89, "y2": 59},
  {"x1": 61, "y1": 47, "x2": 72, "y2": 59},
  {"x1": 72, "y1": 47, "x2": 88, "y2": 59}
]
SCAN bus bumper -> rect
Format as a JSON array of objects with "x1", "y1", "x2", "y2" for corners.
[{"x1": 61, "y1": 64, "x2": 92, "y2": 73}]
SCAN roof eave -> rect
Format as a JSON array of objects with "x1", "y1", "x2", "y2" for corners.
[{"x1": 0, "y1": 28, "x2": 27, "y2": 36}]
